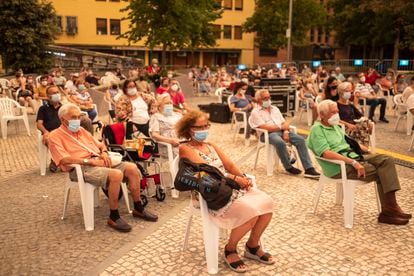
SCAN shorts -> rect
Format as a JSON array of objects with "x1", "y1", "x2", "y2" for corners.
[{"x1": 69, "y1": 161, "x2": 138, "y2": 190}]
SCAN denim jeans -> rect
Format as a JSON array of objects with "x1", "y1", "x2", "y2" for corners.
[
  {"x1": 366, "y1": 98, "x2": 387, "y2": 119},
  {"x1": 266, "y1": 131, "x2": 313, "y2": 170}
]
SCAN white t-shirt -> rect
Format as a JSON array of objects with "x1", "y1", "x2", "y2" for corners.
[
  {"x1": 149, "y1": 112, "x2": 182, "y2": 138},
  {"x1": 402, "y1": 86, "x2": 414, "y2": 102},
  {"x1": 130, "y1": 97, "x2": 150, "y2": 124}
]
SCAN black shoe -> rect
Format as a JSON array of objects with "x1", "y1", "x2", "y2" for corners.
[
  {"x1": 132, "y1": 209, "x2": 158, "y2": 222},
  {"x1": 107, "y1": 217, "x2": 132, "y2": 232},
  {"x1": 369, "y1": 117, "x2": 376, "y2": 123},
  {"x1": 379, "y1": 118, "x2": 389, "y2": 123},
  {"x1": 304, "y1": 168, "x2": 320, "y2": 179},
  {"x1": 286, "y1": 167, "x2": 302, "y2": 175}
]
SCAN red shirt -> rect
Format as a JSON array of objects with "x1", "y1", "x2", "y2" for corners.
[
  {"x1": 169, "y1": 91, "x2": 185, "y2": 106},
  {"x1": 156, "y1": 86, "x2": 169, "y2": 95},
  {"x1": 365, "y1": 72, "x2": 380, "y2": 85}
]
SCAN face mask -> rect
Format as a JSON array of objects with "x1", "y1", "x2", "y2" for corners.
[
  {"x1": 360, "y1": 76, "x2": 366, "y2": 82},
  {"x1": 78, "y1": 84, "x2": 86, "y2": 91},
  {"x1": 111, "y1": 85, "x2": 118, "y2": 90},
  {"x1": 127, "y1": 88, "x2": 137, "y2": 96},
  {"x1": 67, "y1": 119, "x2": 81, "y2": 133},
  {"x1": 41, "y1": 81, "x2": 48, "y2": 86},
  {"x1": 327, "y1": 113, "x2": 340, "y2": 126},
  {"x1": 343, "y1": 92, "x2": 351, "y2": 100},
  {"x1": 171, "y1": 84, "x2": 179, "y2": 91},
  {"x1": 50, "y1": 93, "x2": 61, "y2": 103},
  {"x1": 167, "y1": 74, "x2": 173, "y2": 79},
  {"x1": 163, "y1": 104, "x2": 173, "y2": 116},
  {"x1": 262, "y1": 99, "x2": 271, "y2": 108},
  {"x1": 306, "y1": 83, "x2": 313, "y2": 90},
  {"x1": 193, "y1": 130, "x2": 209, "y2": 142}
]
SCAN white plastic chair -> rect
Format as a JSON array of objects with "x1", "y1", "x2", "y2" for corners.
[
  {"x1": 248, "y1": 116, "x2": 297, "y2": 176},
  {"x1": 376, "y1": 81, "x2": 393, "y2": 111},
  {"x1": 394, "y1": 94, "x2": 413, "y2": 136},
  {"x1": 409, "y1": 132, "x2": 414, "y2": 151},
  {"x1": 215, "y1": 87, "x2": 227, "y2": 103},
  {"x1": 0, "y1": 97, "x2": 31, "y2": 139},
  {"x1": 312, "y1": 156, "x2": 381, "y2": 228},
  {"x1": 172, "y1": 156, "x2": 262, "y2": 274},
  {"x1": 296, "y1": 91, "x2": 313, "y2": 126},
  {"x1": 61, "y1": 164, "x2": 132, "y2": 231},
  {"x1": 0, "y1": 78, "x2": 12, "y2": 98},
  {"x1": 157, "y1": 141, "x2": 179, "y2": 198},
  {"x1": 228, "y1": 95, "x2": 250, "y2": 145},
  {"x1": 37, "y1": 130, "x2": 51, "y2": 176}
]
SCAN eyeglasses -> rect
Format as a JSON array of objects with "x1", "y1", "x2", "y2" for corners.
[{"x1": 191, "y1": 123, "x2": 211, "y2": 130}]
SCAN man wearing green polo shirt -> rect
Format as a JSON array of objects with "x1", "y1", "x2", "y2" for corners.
[{"x1": 307, "y1": 99, "x2": 411, "y2": 225}]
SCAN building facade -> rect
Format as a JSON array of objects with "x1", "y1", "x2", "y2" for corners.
[{"x1": 51, "y1": 0, "x2": 258, "y2": 67}]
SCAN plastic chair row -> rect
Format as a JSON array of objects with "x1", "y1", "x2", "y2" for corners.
[{"x1": 0, "y1": 97, "x2": 31, "y2": 139}]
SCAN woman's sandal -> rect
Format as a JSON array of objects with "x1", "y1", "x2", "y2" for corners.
[
  {"x1": 223, "y1": 248, "x2": 247, "y2": 273},
  {"x1": 244, "y1": 244, "x2": 275, "y2": 265}
]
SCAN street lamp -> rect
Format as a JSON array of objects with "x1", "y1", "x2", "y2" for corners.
[{"x1": 286, "y1": 0, "x2": 293, "y2": 62}]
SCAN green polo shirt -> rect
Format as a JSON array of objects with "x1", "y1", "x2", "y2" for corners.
[{"x1": 307, "y1": 121, "x2": 358, "y2": 177}]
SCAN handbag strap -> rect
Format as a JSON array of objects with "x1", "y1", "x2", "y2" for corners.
[{"x1": 60, "y1": 128, "x2": 100, "y2": 157}]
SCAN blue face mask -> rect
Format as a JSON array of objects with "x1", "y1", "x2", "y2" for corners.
[
  {"x1": 193, "y1": 130, "x2": 209, "y2": 142},
  {"x1": 78, "y1": 85, "x2": 86, "y2": 91},
  {"x1": 68, "y1": 119, "x2": 81, "y2": 133},
  {"x1": 163, "y1": 104, "x2": 173, "y2": 116}
]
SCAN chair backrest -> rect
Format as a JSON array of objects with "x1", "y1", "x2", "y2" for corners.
[
  {"x1": 102, "y1": 122, "x2": 126, "y2": 145},
  {"x1": 0, "y1": 78, "x2": 10, "y2": 88},
  {"x1": 0, "y1": 98, "x2": 19, "y2": 116},
  {"x1": 393, "y1": 94, "x2": 407, "y2": 113}
]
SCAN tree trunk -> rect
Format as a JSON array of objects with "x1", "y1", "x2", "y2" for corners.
[
  {"x1": 392, "y1": 30, "x2": 400, "y2": 71},
  {"x1": 363, "y1": 45, "x2": 367, "y2": 59},
  {"x1": 191, "y1": 50, "x2": 195, "y2": 67}
]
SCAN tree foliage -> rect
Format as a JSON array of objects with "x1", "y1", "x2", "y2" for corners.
[
  {"x1": 243, "y1": 0, "x2": 327, "y2": 49},
  {"x1": 0, "y1": 0, "x2": 59, "y2": 73},
  {"x1": 120, "y1": 0, "x2": 222, "y2": 65},
  {"x1": 330, "y1": 0, "x2": 414, "y2": 64}
]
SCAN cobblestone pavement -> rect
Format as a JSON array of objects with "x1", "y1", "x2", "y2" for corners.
[{"x1": 1, "y1": 75, "x2": 414, "y2": 275}]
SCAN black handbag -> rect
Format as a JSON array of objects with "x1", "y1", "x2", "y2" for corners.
[
  {"x1": 344, "y1": 135, "x2": 364, "y2": 161},
  {"x1": 174, "y1": 158, "x2": 240, "y2": 210}
]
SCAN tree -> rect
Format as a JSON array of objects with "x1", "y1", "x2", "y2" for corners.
[
  {"x1": 120, "y1": 0, "x2": 222, "y2": 66},
  {"x1": 243, "y1": 0, "x2": 326, "y2": 50},
  {"x1": 330, "y1": 0, "x2": 414, "y2": 69},
  {"x1": 0, "y1": 0, "x2": 59, "y2": 73}
]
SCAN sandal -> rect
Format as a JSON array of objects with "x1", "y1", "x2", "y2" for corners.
[
  {"x1": 244, "y1": 244, "x2": 275, "y2": 265},
  {"x1": 223, "y1": 248, "x2": 247, "y2": 273}
]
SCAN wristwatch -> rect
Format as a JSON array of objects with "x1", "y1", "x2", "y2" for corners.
[{"x1": 83, "y1": 158, "x2": 89, "y2": 165}]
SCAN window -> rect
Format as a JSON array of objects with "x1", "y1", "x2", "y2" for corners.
[
  {"x1": 56, "y1": 16, "x2": 62, "y2": 33},
  {"x1": 259, "y1": 48, "x2": 278, "y2": 57},
  {"x1": 310, "y1": 29, "x2": 315, "y2": 42},
  {"x1": 317, "y1": 28, "x2": 323, "y2": 43},
  {"x1": 235, "y1": 0, "x2": 243, "y2": 10},
  {"x1": 234, "y1": 26, "x2": 242, "y2": 40},
  {"x1": 96, "y1": 18, "x2": 108, "y2": 35},
  {"x1": 66, "y1": 16, "x2": 78, "y2": 35},
  {"x1": 110, "y1": 19, "x2": 121, "y2": 35},
  {"x1": 223, "y1": 0, "x2": 232, "y2": 10},
  {"x1": 223, "y1": 25, "x2": 232, "y2": 39},
  {"x1": 211, "y1": 24, "x2": 221, "y2": 39}
]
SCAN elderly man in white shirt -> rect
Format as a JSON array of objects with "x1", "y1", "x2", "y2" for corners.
[
  {"x1": 355, "y1": 72, "x2": 389, "y2": 123},
  {"x1": 249, "y1": 89, "x2": 320, "y2": 178}
]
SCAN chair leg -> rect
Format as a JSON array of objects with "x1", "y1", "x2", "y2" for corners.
[
  {"x1": 409, "y1": 134, "x2": 414, "y2": 151},
  {"x1": 335, "y1": 182, "x2": 343, "y2": 205},
  {"x1": 373, "y1": 185, "x2": 382, "y2": 214},
  {"x1": 253, "y1": 146, "x2": 261, "y2": 170},
  {"x1": 22, "y1": 116, "x2": 31, "y2": 136},
  {"x1": 39, "y1": 143, "x2": 48, "y2": 176},
  {"x1": 78, "y1": 182, "x2": 96, "y2": 231},
  {"x1": 312, "y1": 179, "x2": 325, "y2": 213},
  {"x1": 265, "y1": 144, "x2": 274, "y2": 176},
  {"x1": 342, "y1": 181, "x2": 356, "y2": 229},
  {"x1": 1, "y1": 118, "x2": 7, "y2": 139},
  {"x1": 394, "y1": 116, "x2": 400, "y2": 131},
  {"x1": 61, "y1": 183, "x2": 72, "y2": 220},
  {"x1": 182, "y1": 203, "x2": 195, "y2": 251},
  {"x1": 199, "y1": 199, "x2": 219, "y2": 275},
  {"x1": 121, "y1": 182, "x2": 132, "y2": 213}
]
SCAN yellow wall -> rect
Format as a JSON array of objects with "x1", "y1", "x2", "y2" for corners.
[{"x1": 51, "y1": 0, "x2": 256, "y2": 65}]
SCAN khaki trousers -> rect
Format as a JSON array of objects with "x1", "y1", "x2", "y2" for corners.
[{"x1": 333, "y1": 154, "x2": 401, "y2": 205}]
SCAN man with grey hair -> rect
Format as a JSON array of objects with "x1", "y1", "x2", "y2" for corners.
[
  {"x1": 335, "y1": 67, "x2": 345, "y2": 82},
  {"x1": 48, "y1": 103, "x2": 158, "y2": 232},
  {"x1": 308, "y1": 99, "x2": 411, "y2": 225},
  {"x1": 250, "y1": 89, "x2": 320, "y2": 178}
]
